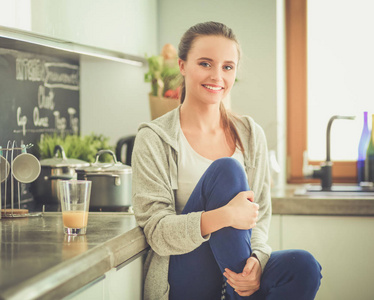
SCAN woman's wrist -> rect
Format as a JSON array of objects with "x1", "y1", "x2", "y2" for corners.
[
  {"x1": 201, "y1": 206, "x2": 232, "y2": 236},
  {"x1": 220, "y1": 205, "x2": 233, "y2": 227}
]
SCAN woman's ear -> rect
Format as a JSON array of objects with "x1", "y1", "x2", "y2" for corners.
[{"x1": 178, "y1": 58, "x2": 186, "y2": 76}]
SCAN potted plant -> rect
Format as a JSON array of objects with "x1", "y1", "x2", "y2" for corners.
[{"x1": 144, "y1": 44, "x2": 181, "y2": 120}]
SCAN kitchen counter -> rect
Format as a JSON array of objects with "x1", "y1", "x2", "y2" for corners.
[
  {"x1": 0, "y1": 212, "x2": 148, "y2": 300},
  {"x1": 1, "y1": 185, "x2": 373, "y2": 299},
  {"x1": 271, "y1": 184, "x2": 374, "y2": 216},
  {"x1": 269, "y1": 185, "x2": 374, "y2": 300}
]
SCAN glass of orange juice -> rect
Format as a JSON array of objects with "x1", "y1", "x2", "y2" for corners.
[{"x1": 59, "y1": 180, "x2": 92, "y2": 235}]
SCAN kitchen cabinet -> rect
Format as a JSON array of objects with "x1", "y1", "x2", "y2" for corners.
[
  {"x1": 280, "y1": 215, "x2": 374, "y2": 300},
  {"x1": 268, "y1": 214, "x2": 281, "y2": 251},
  {"x1": 1, "y1": 0, "x2": 158, "y2": 57},
  {"x1": 66, "y1": 254, "x2": 144, "y2": 300},
  {"x1": 31, "y1": 0, "x2": 158, "y2": 56},
  {"x1": 66, "y1": 277, "x2": 104, "y2": 300}
]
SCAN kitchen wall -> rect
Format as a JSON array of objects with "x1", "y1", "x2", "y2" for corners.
[{"x1": 79, "y1": 56, "x2": 151, "y2": 142}]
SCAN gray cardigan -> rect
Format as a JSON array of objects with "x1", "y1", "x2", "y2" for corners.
[{"x1": 132, "y1": 107, "x2": 272, "y2": 300}]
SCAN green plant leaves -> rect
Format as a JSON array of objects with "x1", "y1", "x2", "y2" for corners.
[
  {"x1": 145, "y1": 54, "x2": 180, "y2": 97},
  {"x1": 37, "y1": 133, "x2": 114, "y2": 163}
]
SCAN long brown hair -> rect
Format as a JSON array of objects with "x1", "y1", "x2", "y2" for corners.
[{"x1": 178, "y1": 21, "x2": 244, "y2": 152}]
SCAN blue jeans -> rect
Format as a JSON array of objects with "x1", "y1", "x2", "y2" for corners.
[{"x1": 168, "y1": 158, "x2": 322, "y2": 300}]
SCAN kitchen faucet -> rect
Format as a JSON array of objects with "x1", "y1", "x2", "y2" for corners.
[{"x1": 303, "y1": 115, "x2": 355, "y2": 190}]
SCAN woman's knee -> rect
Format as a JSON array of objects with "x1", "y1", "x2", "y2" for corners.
[
  {"x1": 208, "y1": 157, "x2": 247, "y2": 185},
  {"x1": 262, "y1": 250, "x2": 322, "y2": 299},
  {"x1": 211, "y1": 157, "x2": 244, "y2": 173},
  {"x1": 287, "y1": 250, "x2": 322, "y2": 286},
  {"x1": 199, "y1": 157, "x2": 249, "y2": 211}
]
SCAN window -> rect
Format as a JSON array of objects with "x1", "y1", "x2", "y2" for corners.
[
  {"x1": 307, "y1": 0, "x2": 374, "y2": 161},
  {"x1": 286, "y1": 0, "x2": 373, "y2": 183}
]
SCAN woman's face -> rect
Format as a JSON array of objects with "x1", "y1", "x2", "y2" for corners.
[{"x1": 179, "y1": 35, "x2": 238, "y2": 106}]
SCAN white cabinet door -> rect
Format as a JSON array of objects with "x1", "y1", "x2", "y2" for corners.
[
  {"x1": 65, "y1": 277, "x2": 105, "y2": 300},
  {"x1": 268, "y1": 214, "x2": 281, "y2": 251},
  {"x1": 104, "y1": 256, "x2": 144, "y2": 300},
  {"x1": 29, "y1": 0, "x2": 158, "y2": 56},
  {"x1": 65, "y1": 255, "x2": 144, "y2": 300},
  {"x1": 282, "y1": 215, "x2": 374, "y2": 300}
]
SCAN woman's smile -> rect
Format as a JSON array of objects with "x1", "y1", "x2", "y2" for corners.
[{"x1": 202, "y1": 84, "x2": 224, "y2": 93}]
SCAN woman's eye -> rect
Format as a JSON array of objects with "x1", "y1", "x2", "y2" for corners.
[
  {"x1": 224, "y1": 65, "x2": 233, "y2": 71},
  {"x1": 199, "y1": 62, "x2": 211, "y2": 67}
]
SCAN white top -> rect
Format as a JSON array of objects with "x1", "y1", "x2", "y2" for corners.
[{"x1": 176, "y1": 127, "x2": 246, "y2": 214}]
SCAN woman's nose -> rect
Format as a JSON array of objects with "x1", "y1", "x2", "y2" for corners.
[{"x1": 210, "y1": 66, "x2": 223, "y2": 81}]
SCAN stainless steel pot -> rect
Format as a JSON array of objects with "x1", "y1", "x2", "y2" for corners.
[
  {"x1": 75, "y1": 150, "x2": 132, "y2": 208},
  {"x1": 31, "y1": 145, "x2": 90, "y2": 203}
]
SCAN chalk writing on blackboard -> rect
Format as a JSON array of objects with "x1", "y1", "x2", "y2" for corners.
[
  {"x1": 13, "y1": 56, "x2": 79, "y2": 136},
  {"x1": 44, "y1": 63, "x2": 79, "y2": 90},
  {"x1": 0, "y1": 47, "x2": 80, "y2": 148}
]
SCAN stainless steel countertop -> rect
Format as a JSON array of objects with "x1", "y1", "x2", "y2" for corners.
[
  {"x1": 0, "y1": 212, "x2": 148, "y2": 300},
  {"x1": 271, "y1": 185, "x2": 374, "y2": 216}
]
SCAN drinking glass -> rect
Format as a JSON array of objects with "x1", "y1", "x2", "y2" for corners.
[{"x1": 59, "y1": 180, "x2": 92, "y2": 235}]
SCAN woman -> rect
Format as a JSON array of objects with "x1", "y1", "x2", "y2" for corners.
[{"x1": 132, "y1": 21, "x2": 322, "y2": 300}]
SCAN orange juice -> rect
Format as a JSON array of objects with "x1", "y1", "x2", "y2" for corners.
[{"x1": 62, "y1": 211, "x2": 88, "y2": 228}]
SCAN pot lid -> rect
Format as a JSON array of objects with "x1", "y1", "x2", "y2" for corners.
[
  {"x1": 75, "y1": 150, "x2": 132, "y2": 174},
  {"x1": 40, "y1": 157, "x2": 90, "y2": 168},
  {"x1": 76, "y1": 162, "x2": 132, "y2": 174},
  {"x1": 40, "y1": 145, "x2": 90, "y2": 168}
]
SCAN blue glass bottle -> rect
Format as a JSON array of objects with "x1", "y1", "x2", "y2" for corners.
[
  {"x1": 357, "y1": 111, "x2": 370, "y2": 183},
  {"x1": 368, "y1": 115, "x2": 374, "y2": 183}
]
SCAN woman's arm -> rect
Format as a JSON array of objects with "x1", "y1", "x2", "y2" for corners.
[
  {"x1": 132, "y1": 127, "x2": 208, "y2": 256},
  {"x1": 247, "y1": 123, "x2": 272, "y2": 271}
]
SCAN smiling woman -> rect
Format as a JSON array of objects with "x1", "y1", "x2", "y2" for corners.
[{"x1": 132, "y1": 21, "x2": 322, "y2": 300}]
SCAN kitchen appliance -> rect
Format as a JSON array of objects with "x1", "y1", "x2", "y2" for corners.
[
  {"x1": 32, "y1": 145, "x2": 90, "y2": 204},
  {"x1": 76, "y1": 150, "x2": 132, "y2": 209},
  {"x1": 115, "y1": 135, "x2": 136, "y2": 166}
]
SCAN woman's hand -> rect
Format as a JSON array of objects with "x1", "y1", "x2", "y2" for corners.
[
  {"x1": 223, "y1": 256, "x2": 262, "y2": 297},
  {"x1": 225, "y1": 191, "x2": 259, "y2": 230},
  {"x1": 200, "y1": 191, "x2": 258, "y2": 236}
]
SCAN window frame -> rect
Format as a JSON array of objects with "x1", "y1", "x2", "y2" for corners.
[{"x1": 286, "y1": 0, "x2": 356, "y2": 184}]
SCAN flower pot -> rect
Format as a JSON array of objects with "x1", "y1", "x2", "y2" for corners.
[{"x1": 149, "y1": 94, "x2": 180, "y2": 120}]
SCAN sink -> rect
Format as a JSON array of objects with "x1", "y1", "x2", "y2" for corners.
[{"x1": 294, "y1": 184, "x2": 374, "y2": 197}]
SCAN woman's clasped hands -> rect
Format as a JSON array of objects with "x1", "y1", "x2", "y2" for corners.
[{"x1": 223, "y1": 191, "x2": 262, "y2": 296}]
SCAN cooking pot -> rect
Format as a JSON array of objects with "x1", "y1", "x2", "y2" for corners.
[
  {"x1": 76, "y1": 150, "x2": 132, "y2": 208},
  {"x1": 31, "y1": 145, "x2": 90, "y2": 203}
]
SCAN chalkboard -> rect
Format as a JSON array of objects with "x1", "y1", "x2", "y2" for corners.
[{"x1": 0, "y1": 47, "x2": 80, "y2": 153}]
